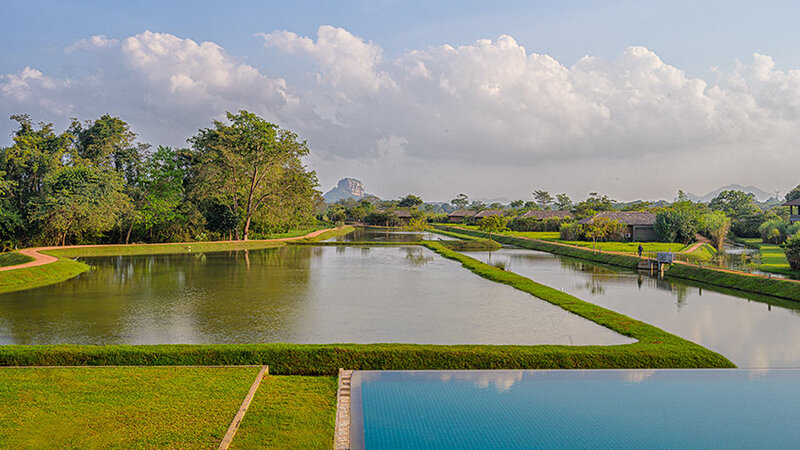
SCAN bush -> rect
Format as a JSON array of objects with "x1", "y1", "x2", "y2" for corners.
[
  {"x1": 731, "y1": 213, "x2": 763, "y2": 238},
  {"x1": 509, "y1": 216, "x2": 571, "y2": 232},
  {"x1": 478, "y1": 215, "x2": 509, "y2": 233},
  {"x1": 783, "y1": 232, "x2": 800, "y2": 270},
  {"x1": 559, "y1": 222, "x2": 584, "y2": 240},
  {"x1": 759, "y1": 219, "x2": 790, "y2": 244},
  {"x1": 654, "y1": 209, "x2": 698, "y2": 244}
]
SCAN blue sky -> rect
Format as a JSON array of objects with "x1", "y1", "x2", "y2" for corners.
[{"x1": 2, "y1": 1, "x2": 800, "y2": 200}]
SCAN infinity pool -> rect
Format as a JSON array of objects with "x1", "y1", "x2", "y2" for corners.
[{"x1": 352, "y1": 369, "x2": 800, "y2": 449}]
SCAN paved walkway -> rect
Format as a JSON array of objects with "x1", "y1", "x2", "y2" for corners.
[{"x1": 0, "y1": 228, "x2": 337, "y2": 273}]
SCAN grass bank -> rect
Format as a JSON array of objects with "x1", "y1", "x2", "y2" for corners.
[
  {"x1": 435, "y1": 226, "x2": 642, "y2": 270},
  {"x1": 735, "y1": 237, "x2": 798, "y2": 278},
  {"x1": 0, "y1": 366, "x2": 259, "y2": 448},
  {"x1": 232, "y1": 376, "x2": 337, "y2": 449},
  {"x1": 0, "y1": 227, "x2": 354, "y2": 295},
  {"x1": 0, "y1": 252, "x2": 33, "y2": 267},
  {"x1": 665, "y1": 264, "x2": 800, "y2": 301},
  {"x1": 0, "y1": 258, "x2": 90, "y2": 294}
]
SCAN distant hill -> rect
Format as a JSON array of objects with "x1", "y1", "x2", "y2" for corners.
[
  {"x1": 684, "y1": 184, "x2": 775, "y2": 203},
  {"x1": 323, "y1": 178, "x2": 374, "y2": 203}
]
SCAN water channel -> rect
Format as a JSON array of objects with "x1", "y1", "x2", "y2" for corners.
[{"x1": 462, "y1": 248, "x2": 800, "y2": 368}]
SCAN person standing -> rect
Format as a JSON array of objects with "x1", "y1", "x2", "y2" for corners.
[{"x1": 638, "y1": 244, "x2": 644, "y2": 258}]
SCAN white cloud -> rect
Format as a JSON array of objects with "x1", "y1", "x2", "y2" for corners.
[{"x1": 2, "y1": 27, "x2": 800, "y2": 200}]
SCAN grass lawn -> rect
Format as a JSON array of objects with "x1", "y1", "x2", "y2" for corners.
[
  {"x1": 232, "y1": 376, "x2": 337, "y2": 449},
  {"x1": 558, "y1": 241, "x2": 689, "y2": 254},
  {"x1": 444, "y1": 225, "x2": 561, "y2": 241},
  {"x1": 0, "y1": 366, "x2": 260, "y2": 448},
  {"x1": 680, "y1": 243, "x2": 717, "y2": 263},
  {"x1": 0, "y1": 252, "x2": 33, "y2": 267},
  {"x1": 737, "y1": 237, "x2": 798, "y2": 277}
]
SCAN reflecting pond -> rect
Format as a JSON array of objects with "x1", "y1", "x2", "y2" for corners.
[
  {"x1": 0, "y1": 246, "x2": 631, "y2": 346},
  {"x1": 324, "y1": 227, "x2": 456, "y2": 242},
  {"x1": 463, "y1": 248, "x2": 800, "y2": 368}
]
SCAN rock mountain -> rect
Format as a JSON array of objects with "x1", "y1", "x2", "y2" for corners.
[{"x1": 323, "y1": 178, "x2": 373, "y2": 203}]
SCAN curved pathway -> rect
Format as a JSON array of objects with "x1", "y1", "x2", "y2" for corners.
[{"x1": 0, "y1": 228, "x2": 338, "y2": 273}]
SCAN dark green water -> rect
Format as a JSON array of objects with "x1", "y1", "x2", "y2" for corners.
[
  {"x1": 0, "y1": 246, "x2": 631, "y2": 346},
  {"x1": 463, "y1": 249, "x2": 800, "y2": 368}
]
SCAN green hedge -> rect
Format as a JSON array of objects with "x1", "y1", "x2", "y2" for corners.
[
  {"x1": 666, "y1": 264, "x2": 800, "y2": 301},
  {"x1": 435, "y1": 226, "x2": 641, "y2": 269}
]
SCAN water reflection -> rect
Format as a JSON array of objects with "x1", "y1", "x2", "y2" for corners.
[
  {"x1": 464, "y1": 248, "x2": 800, "y2": 367},
  {"x1": 0, "y1": 246, "x2": 630, "y2": 346},
  {"x1": 325, "y1": 227, "x2": 456, "y2": 242}
]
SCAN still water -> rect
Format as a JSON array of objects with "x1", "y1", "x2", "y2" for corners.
[
  {"x1": 463, "y1": 249, "x2": 800, "y2": 367},
  {"x1": 324, "y1": 227, "x2": 456, "y2": 242},
  {"x1": 0, "y1": 246, "x2": 630, "y2": 346}
]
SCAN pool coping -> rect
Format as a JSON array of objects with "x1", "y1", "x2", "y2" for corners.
[{"x1": 334, "y1": 368, "x2": 352, "y2": 450}]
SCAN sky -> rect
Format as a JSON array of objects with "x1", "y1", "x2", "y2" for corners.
[{"x1": 2, "y1": 0, "x2": 800, "y2": 202}]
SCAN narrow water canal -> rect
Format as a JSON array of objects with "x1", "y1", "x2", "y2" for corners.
[{"x1": 463, "y1": 248, "x2": 800, "y2": 368}]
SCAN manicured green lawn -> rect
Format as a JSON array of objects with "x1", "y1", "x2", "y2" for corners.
[
  {"x1": 232, "y1": 376, "x2": 337, "y2": 449},
  {"x1": 445, "y1": 225, "x2": 560, "y2": 241},
  {"x1": 0, "y1": 366, "x2": 260, "y2": 448},
  {"x1": 0, "y1": 252, "x2": 33, "y2": 267},
  {"x1": 558, "y1": 241, "x2": 689, "y2": 254},
  {"x1": 0, "y1": 257, "x2": 90, "y2": 294},
  {"x1": 737, "y1": 237, "x2": 798, "y2": 277}
]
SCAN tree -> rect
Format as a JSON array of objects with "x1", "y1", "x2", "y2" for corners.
[
  {"x1": 451, "y1": 193, "x2": 469, "y2": 209},
  {"x1": 31, "y1": 165, "x2": 129, "y2": 245},
  {"x1": 701, "y1": 211, "x2": 731, "y2": 251},
  {"x1": 510, "y1": 200, "x2": 524, "y2": 209},
  {"x1": 189, "y1": 111, "x2": 320, "y2": 240},
  {"x1": 709, "y1": 190, "x2": 759, "y2": 218},
  {"x1": 575, "y1": 192, "x2": 615, "y2": 218},
  {"x1": 126, "y1": 146, "x2": 187, "y2": 243},
  {"x1": 786, "y1": 185, "x2": 800, "y2": 203},
  {"x1": 532, "y1": 190, "x2": 553, "y2": 209},
  {"x1": 478, "y1": 215, "x2": 509, "y2": 233},
  {"x1": 783, "y1": 232, "x2": 800, "y2": 270},
  {"x1": 555, "y1": 193, "x2": 572, "y2": 210},
  {"x1": 585, "y1": 217, "x2": 625, "y2": 245},
  {"x1": 398, "y1": 194, "x2": 423, "y2": 208},
  {"x1": 70, "y1": 114, "x2": 148, "y2": 184}
]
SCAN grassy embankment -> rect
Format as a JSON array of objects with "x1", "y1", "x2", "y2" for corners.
[
  {"x1": 0, "y1": 226, "x2": 354, "y2": 295},
  {"x1": 0, "y1": 366, "x2": 261, "y2": 448},
  {"x1": 438, "y1": 225, "x2": 800, "y2": 301},
  {"x1": 735, "y1": 237, "x2": 798, "y2": 277},
  {"x1": 0, "y1": 252, "x2": 33, "y2": 267}
]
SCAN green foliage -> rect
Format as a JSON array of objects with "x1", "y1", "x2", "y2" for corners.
[
  {"x1": 709, "y1": 189, "x2": 760, "y2": 218},
  {"x1": 584, "y1": 217, "x2": 626, "y2": 243},
  {"x1": 509, "y1": 216, "x2": 571, "y2": 232},
  {"x1": 700, "y1": 211, "x2": 731, "y2": 251},
  {"x1": 532, "y1": 189, "x2": 553, "y2": 208},
  {"x1": 554, "y1": 193, "x2": 572, "y2": 210},
  {"x1": 785, "y1": 184, "x2": 800, "y2": 203},
  {"x1": 559, "y1": 222, "x2": 584, "y2": 241},
  {"x1": 398, "y1": 194, "x2": 423, "y2": 208},
  {"x1": 189, "y1": 110, "x2": 321, "y2": 240},
  {"x1": 654, "y1": 208, "x2": 698, "y2": 243},
  {"x1": 783, "y1": 232, "x2": 800, "y2": 271},
  {"x1": 574, "y1": 192, "x2": 616, "y2": 218},
  {"x1": 667, "y1": 263, "x2": 800, "y2": 301},
  {"x1": 478, "y1": 215, "x2": 509, "y2": 233},
  {"x1": 405, "y1": 217, "x2": 429, "y2": 232},
  {"x1": 450, "y1": 193, "x2": 469, "y2": 209},
  {"x1": 441, "y1": 239, "x2": 502, "y2": 251},
  {"x1": 31, "y1": 165, "x2": 130, "y2": 245}
]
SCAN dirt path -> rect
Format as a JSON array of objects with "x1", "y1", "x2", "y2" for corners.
[
  {"x1": 0, "y1": 228, "x2": 338, "y2": 273},
  {"x1": 680, "y1": 234, "x2": 711, "y2": 254}
]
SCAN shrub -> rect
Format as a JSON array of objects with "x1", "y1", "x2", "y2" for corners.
[
  {"x1": 478, "y1": 215, "x2": 509, "y2": 233},
  {"x1": 559, "y1": 222, "x2": 584, "y2": 240},
  {"x1": 759, "y1": 218, "x2": 789, "y2": 244},
  {"x1": 509, "y1": 216, "x2": 571, "y2": 232},
  {"x1": 783, "y1": 232, "x2": 800, "y2": 270}
]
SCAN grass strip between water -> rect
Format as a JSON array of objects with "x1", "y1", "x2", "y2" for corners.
[{"x1": 438, "y1": 225, "x2": 800, "y2": 302}]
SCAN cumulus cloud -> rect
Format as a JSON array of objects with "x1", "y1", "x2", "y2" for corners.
[{"x1": 2, "y1": 27, "x2": 800, "y2": 199}]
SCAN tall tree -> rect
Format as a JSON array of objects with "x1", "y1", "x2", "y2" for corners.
[
  {"x1": 709, "y1": 190, "x2": 759, "y2": 218},
  {"x1": 69, "y1": 114, "x2": 147, "y2": 184},
  {"x1": 554, "y1": 193, "x2": 572, "y2": 210},
  {"x1": 532, "y1": 190, "x2": 553, "y2": 209},
  {"x1": 398, "y1": 194, "x2": 423, "y2": 208},
  {"x1": 189, "y1": 110, "x2": 320, "y2": 240},
  {"x1": 785, "y1": 185, "x2": 800, "y2": 203},
  {"x1": 31, "y1": 165, "x2": 129, "y2": 245},
  {"x1": 451, "y1": 193, "x2": 469, "y2": 209}
]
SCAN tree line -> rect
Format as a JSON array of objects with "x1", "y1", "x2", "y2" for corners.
[{"x1": 0, "y1": 111, "x2": 321, "y2": 249}]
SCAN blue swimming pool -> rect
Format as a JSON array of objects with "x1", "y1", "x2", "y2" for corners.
[{"x1": 350, "y1": 369, "x2": 800, "y2": 449}]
